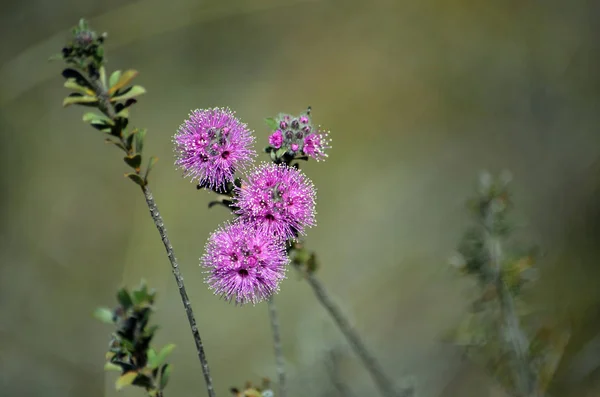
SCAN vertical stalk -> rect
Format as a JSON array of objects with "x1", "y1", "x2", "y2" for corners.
[
  {"x1": 87, "y1": 73, "x2": 216, "y2": 397},
  {"x1": 267, "y1": 296, "x2": 286, "y2": 397},
  {"x1": 142, "y1": 186, "x2": 216, "y2": 397}
]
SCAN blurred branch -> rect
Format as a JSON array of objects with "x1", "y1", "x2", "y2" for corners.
[
  {"x1": 267, "y1": 296, "x2": 286, "y2": 397},
  {"x1": 326, "y1": 348, "x2": 355, "y2": 397},
  {"x1": 304, "y1": 271, "x2": 411, "y2": 397}
]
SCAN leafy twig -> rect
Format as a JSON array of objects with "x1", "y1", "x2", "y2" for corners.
[{"x1": 54, "y1": 19, "x2": 216, "y2": 397}]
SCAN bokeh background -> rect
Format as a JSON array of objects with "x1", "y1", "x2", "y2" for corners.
[{"x1": 2, "y1": 0, "x2": 600, "y2": 396}]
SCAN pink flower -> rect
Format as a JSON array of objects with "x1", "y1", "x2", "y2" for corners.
[
  {"x1": 303, "y1": 131, "x2": 331, "y2": 161},
  {"x1": 201, "y1": 221, "x2": 288, "y2": 305},
  {"x1": 173, "y1": 107, "x2": 255, "y2": 191},
  {"x1": 268, "y1": 112, "x2": 331, "y2": 160},
  {"x1": 234, "y1": 163, "x2": 316, "y2": 240},
  {"x1": 269, "y1": 130, "x2": 283, "y2": 149}
]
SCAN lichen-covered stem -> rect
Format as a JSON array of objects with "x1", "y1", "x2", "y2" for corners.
[
  {"x1": 85, "y1": 70, "x2": 216, "y2": 397},
  {"x1": 267, "y1": 296, "x2": 286, "y2": 397},
  {"x1": 304, "y1": 272, "x2": 411, "y2": 397},
  {"x1": 142, "y1": 185, "x2": 216, "y2": 397}
]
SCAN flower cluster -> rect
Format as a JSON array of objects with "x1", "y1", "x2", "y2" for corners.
[
  {"x1": 173, "y1": 107, "x2": 256, "y2": 191},
  {"x1": 201, "y1": 222, "x2": 288, "y2": 305},
  {"x1": 174, "y1": 108, "x2": 328, "y2": 305},
  {"x1": 235, "y1": 162, "x2": 316, "y2": 240},
  {"x1": 268, "y1": 111, "x2": 331, "y2": 161}
]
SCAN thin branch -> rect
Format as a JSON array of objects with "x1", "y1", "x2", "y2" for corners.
[
  {"x1": 304, "y1": 271, "x2": 411, "y2": 397},
  {"x1": 143, "y1": 185, "x2": 216, "y2": 397},
  {"x1": 267, "y1": 296, "x2": 286, "y2": 397},
  {"x1": 87, "y1": 73, "x2": 216, "y2": 397}
]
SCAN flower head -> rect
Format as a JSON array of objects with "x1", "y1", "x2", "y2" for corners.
[
  {"x1": 267, "y1": 111, "x2": 331, "y2": 161},
  {"x1": 201, "y1": 221, "x2": 288, "y2": 305},
  {"x1": 269, "y1": 130, "x2": 283, "y2": 149},
  {"x1": 235, "y1": 163, "x2": 316, "y2": 240},
  {"x1": 173, "y1": 107, "x2": 255, "y2": 191}
]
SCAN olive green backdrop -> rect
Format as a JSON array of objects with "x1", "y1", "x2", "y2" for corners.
[{"x1": 2, "y1": 0, "x2": 600, "y2": 396}]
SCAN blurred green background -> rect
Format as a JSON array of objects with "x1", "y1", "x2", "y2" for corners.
[{"x1": 2, "y1": 0, "x2": 600, "y2": 396}]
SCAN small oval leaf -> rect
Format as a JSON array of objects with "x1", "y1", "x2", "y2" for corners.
[
  {"x1": 104, "y1": 362, "x2": 122, "y2": 372},
  {"x1": 110, "y1": 85, "x2": 146, "y2": 102},
  {"x1": 63, "y1": 95, "x2": 98, "y2": 108},
  {"x1": 117, "y1": 288, "x2": 133, "y2": 309},
  {"x1": 93, "y1": 307, "x2": 114, "y2": 324},
  {"x1": 99, "y1": 66, "x2": 107, "y2": 90},
  {"x1": 83, "y1": 112, "x2": 114, "y2": 126},
  {"x1": 64, "y1": 79, "x2": 95, "y2": 96},
  {"x1": 159, "y1": 364, "x2": 172, "y2": 390},
  {"x1": 125, "y1": 173, "x2": 146, "y2": 187},
  {"x1": 265, "y1": 117, "x2": 279, "y2": 131},
  {"x1": 144, "y1": 156, "x2": 159, "y2": 182},
  {"x1": 61, "y1": 68, "x2": 93, "y2": 89},
  {"x1": 147, "y1": 348, "x2": 157, "y2": 364},
  {"x1": 109, "y1": 70, "x2": 122, "y2": 90},
  {"x1": 135, "y1": 128, "x2": 147, "y2": 154},
  {"x1": 115, "y1": 371, "x2": 138, "y2": 390},
  {"x1": 116, "y1": 108, "x2": 129, "y2": 118},
  {"x1": 148, "y1": 344, "x2": 176, "y2": 369},
  {"x1": 124, "y1": 154, "x2": 142, "y2": 170},
  {"x1": 109, "y1": 70, "x2": 139, "y2": 94}
]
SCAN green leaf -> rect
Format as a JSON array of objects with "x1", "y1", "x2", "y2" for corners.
[
  {"x1": 143, "y1": 324, "x2": 160, "y2": 339},
  {"x1": 109, "y1": 70, "x2": 139, "y2": 94},
  {"x1": 117, "y1": 288, "x2": 133, "y2": 309},
  {"x1": 105, "y1": 138, "x2": 126, "y2": 151},
  {"x1": 115, "y1": 371, "x2": 138, "y2": 390},
  {"x1": 82, "y1": 112, "x2": 114, "y2": 126},
  {"x1": 124, "y1": 154, "x2": 142, "y2": 170},
  {"x1": 135, "y1": 128, "x2": 147, "y2": 154},
  {"x1": 61, "y1": 68, "x2": 93, "y2": 88},
  {"x1": 125, "y1": 173, "x2": 146, "y2": 187},
  {"x1": 99, "y1": 66, "x2": 107, "y2": 90},
  {"x1": 109, "y1": 70, "x2": 122, "y2": 90},
  {"x1": 132, "y1": 282, "x2": 151, "y2": 305},
  {"x1": 125, "y1": 129, "x2": 136, "y2": 151},
  {"x1": 275, "y1": 148, "x2": 287, "y2": 158},
  {"x1": 265, "y1": 117, "x2": 279, "y2": 131},
  {"x1": 110, "y1": 85, "x2": 146, "y2": 102},
  {"x1": 148, "y1": 344, "x2": 176, "y2": 369},
  {"x1": 116, "y1": 108, "x2": 129, "y2": 118},
  {"x1": 144, "y1": 156, "x2": 159, "y2": 182},
  {"x1": 159, "y1": 364, "x2": 172, "y2": 390},
  {"x1": 104, "y1": 362, "x2": 122, "y2": 371},
  {"x1": 147, "y1": 348, "x2": 157, "y2": 364},
  {"x1": 63, "y1": 94, "x2": 98, "y2": 107},
  {"x1": 93, "y1": 307, "x2": 114, "y2": 324},
  {"x1": 78, "y1": 18, "x2": 88, "y2": 32}
]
